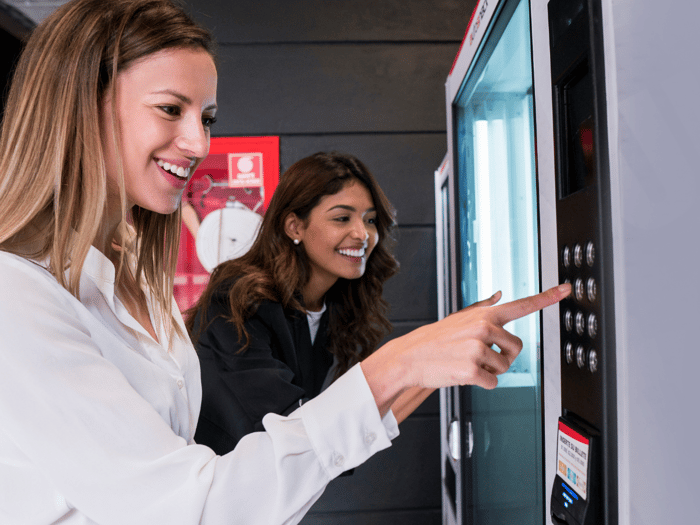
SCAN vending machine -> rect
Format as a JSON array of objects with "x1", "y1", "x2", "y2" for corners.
[
  {"x1": 438, "y1": 0, "x2": 699, "y2": 523},
  {"x1": 439, "y1": 0, "x2": 544, "y2": 523}
]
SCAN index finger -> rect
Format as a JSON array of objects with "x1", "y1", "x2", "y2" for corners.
[{"x1": 491, "y1": 284, "x2": 571, "y2": 325}]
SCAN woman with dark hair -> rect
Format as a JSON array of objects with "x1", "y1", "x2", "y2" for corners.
[{"x1": 187, "y1": 152, "x2": 403, "y2": 453}]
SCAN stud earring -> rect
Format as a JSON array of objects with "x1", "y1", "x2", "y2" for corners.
[{"x1": 293, "y1": 239, "x2": 300, "y2": 245}]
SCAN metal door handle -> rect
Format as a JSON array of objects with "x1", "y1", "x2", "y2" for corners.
[
  {"x1": 448, "y1": 419, "x2": 460, "y2": 460},
  {"x1": 448, "y1": 420, "x2": 473, "y2": 460},
  {"x1": 466, "y1": 420, "x2": 473, "y2": 458}
]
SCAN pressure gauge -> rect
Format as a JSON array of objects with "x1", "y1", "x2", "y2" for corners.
[{"x1": 196, "y1": 200, "x2": 262, "y2": 272}]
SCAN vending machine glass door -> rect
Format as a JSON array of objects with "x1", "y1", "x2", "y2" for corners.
[{"x1": 453, "y1": 0, "x2": 542, "y2": 522}]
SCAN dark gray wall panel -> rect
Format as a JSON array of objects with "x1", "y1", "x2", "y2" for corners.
[
  {"x1": 303, "y1": 417, "x2": 441, "y2": 515},
  {"x1": 302, "y1": 509, "x2": 440, "y2": 525},
  {"x1": 383, "y1": 320, "x2": 426, "y2": 341},
  {"x1": 213, "y1": 43, "x2": 459, "y2": 135},
  {"x1": 280, "y1": 133, "x2": 445, "y2": 226},
  {"x1": 383, "y1": 321, "x2": 439, "y2": 417},
  {"x1": 0, "y1": 1, "x2": 34, "y2": 40},
  {"x1": 383, "y1": 227, "x2": 437, "y2": 321},
  {"x1": 415, "y1": 392, "x2": 440, "y2": 417},
  {"x1": 0, "y1": 29, "x2": 23, "y2": 122},
  {"x1": 188, "y1": 0, "x2": 470, "y2": 44}
]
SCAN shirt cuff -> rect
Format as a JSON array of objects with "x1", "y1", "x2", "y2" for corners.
[
  {"x1": 382, "y1": 408, "x2": 400, "y2": 441},
  {"x1": 297, "y1": 363, "x2": 399, "y2": 478}
]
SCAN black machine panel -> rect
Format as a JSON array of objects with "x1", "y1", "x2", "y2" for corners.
[{"x1": 548, "y1": 0, "x2": 617, "y2": 523}]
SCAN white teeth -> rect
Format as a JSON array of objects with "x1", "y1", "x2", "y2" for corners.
[
  {"x1": 157, "y1": 159, "x2": 190, "y2": 179},
  {"x1": 338, "y1": 248, "x2": 365, "y2": 258}
]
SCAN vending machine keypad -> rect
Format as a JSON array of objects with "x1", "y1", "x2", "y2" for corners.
[{"x1": 560, "y1": 241, "x2": 598, "y2": 374}]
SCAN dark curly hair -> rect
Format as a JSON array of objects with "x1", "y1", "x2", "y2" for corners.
[{"x1": 186, "y1": 151, "x2": 399, "y2": 378}]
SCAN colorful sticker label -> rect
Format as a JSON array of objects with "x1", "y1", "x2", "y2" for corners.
[{"x1": 556, "y1": 421, "x2": 589, "y2": 500}]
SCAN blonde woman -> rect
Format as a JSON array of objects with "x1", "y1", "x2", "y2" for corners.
[{"x1": 0, "y1": 0, "x2": 570, "y2": 523}]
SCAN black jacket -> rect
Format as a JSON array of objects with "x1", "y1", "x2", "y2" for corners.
[{"x1": 192, "y1": 286, "x2": 333, "y2": 455}]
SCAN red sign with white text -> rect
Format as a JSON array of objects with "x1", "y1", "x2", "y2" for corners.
[{"x1": 229, "y1": 152, "x2": 264, "y2": 188}]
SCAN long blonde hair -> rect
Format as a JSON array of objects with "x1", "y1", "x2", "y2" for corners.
[{"x1": 0, "y1": 0, "x2": 214, "y2": 338}]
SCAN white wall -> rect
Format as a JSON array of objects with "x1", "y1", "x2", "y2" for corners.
[{"x1": 610, "y1": 0, "x2": 700, "y2": 523}]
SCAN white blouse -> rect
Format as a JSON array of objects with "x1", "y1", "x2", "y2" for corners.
[{"x1": 0, "y1": 248, "x2": 398, "y2": 525}]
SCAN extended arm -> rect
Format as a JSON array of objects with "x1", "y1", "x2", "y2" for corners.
[
  {"x1": 389, "y1": 292, "x2": 504, "y2": 424},
  {"x1": 364, "y1": 284, "x2": 571, "y2": 418}
]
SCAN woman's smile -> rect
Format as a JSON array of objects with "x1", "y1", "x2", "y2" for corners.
[
  {"x1": 336, "y1": 245, "x2": 367, "y2": 261},
  {"x1": 156, "y1": 158, "x2": 195, "y2": 188}
]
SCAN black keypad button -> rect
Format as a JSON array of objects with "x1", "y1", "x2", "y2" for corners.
[
  {"x1": 574, "y1": 278, "x2": 584, "y2": 302},
  {"x1": 573, "y1": 243, "x2": 583, "y2": 267},
  {"x1": 576, "y1": 345, "x2": 586, "y2": 368},
  {"x1": 587, "y1": 278, "x2": 597, "y2": 302},
  {"x1": 588, "y1": 349, "x2": 598, "y2": 373},
  {"x1": 587, "y1": 314, "x2": 598, "y2": 338},
  {"x1": 562, "y1": 245, "x2": 571, "y2": 268},
  {"x1": 575, "y1": 311, "x2": 585, "y2": 336},
  {"x1": 586, "y1": 241, "x2": 595, "y2": 267},
  {"x1": 565, "y1": 342, "x2": 573, "y2": 364},
  {"x1": 564, "y1": 310, "x2": 573, "y2": 332}
]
